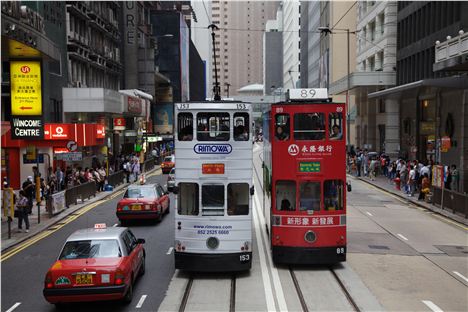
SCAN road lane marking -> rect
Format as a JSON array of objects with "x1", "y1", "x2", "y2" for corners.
[
  {"x1": 397, "y1": 234, "x2": 408, "y2": 241},
  {"x1": 1, "y1": 189, "x2": 127, "y2": 262},
  {"x1": 166, "y1": 247, "x2": 174, "y2": 255},
  {"x1": 136, "y1": 295, "x2": 147, "y2": 308},
  {"x1": 113, "y1": 223, "x2": 118, "y2": 227},
  {"x1": 5, "y1": 303, "x2": 21, "y2": 312},
  {"x1": 422, "y1": 300, "x2": 443, "y2": 312},
  {"x1": 453, "y1": 271, "x2": 468, "y2": 283},
  {"x1": 252, "y1": 194, "x2": 276, "y2": 311},
  {"x1": 366, "y1": 211, "x2": 373, "y2": 216},
  {"x1": 254, "y1": 192, "x2": 287, "y2": 311}
]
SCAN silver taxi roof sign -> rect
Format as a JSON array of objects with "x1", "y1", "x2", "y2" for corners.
[{"x1": 287, "y1": 88, "x2": 329, "y2": 101}]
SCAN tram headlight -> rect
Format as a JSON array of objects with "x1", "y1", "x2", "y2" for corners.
[
  {"x1": 304, "y1": 230, "x2": 316, "y2": 243},
  {"x1": 206, "y1": 237, "x2": 219, "y2": 250},
  {"x1": 241, "y1": 241, "x2": 250, "y2": 251}
]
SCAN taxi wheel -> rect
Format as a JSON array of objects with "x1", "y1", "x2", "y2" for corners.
[
  {"x1": 166, "y1": 201, "x2": 170, "y2": 214},
  {"x1": 157, "y1": 213, "x2": 163, "y2": 222},
  {"x1": 123, "y1": 281, "x2": 133, "y2": 304},
  {"x1": 54, "y1": 303, "x2": 66, "y2": 310},
  {"x1": 120, "y1": 219, "x2": 127, "y2": 227}
]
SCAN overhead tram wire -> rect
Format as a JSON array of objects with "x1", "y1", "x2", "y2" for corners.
[
  {"x1": 331, "y1": 1, "x2": 357, "y2": 31},
  {"x1": 201, "y1": 0, "x2": 211, "y2": 24}
]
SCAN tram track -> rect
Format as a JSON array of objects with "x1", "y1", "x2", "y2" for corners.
[
  {"x1": 178, "y1": 275, "x2": 237, "y2": 312},
  {"x1": 289, "y1": 266, "x2": 361, "y2": 312}
]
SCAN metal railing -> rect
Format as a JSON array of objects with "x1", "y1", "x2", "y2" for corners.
[
  {"x1": 143, "y1": 157, "x2": 156, "y2": 173},
  {"x1": 65, "y1": 181, "x2": 97, "y2": 207},
  {"x1": 107, "y1": 170, "x2": 125, "y2": 187},
  {"x1": 432, "y1": 187, "x2": 468, "y2": 218}
]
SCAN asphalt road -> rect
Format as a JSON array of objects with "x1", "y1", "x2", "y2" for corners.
[{"x1": 1, "y1": 170, "x2": 175, "y2": 312}]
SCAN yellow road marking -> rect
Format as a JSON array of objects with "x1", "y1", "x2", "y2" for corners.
[{"x1": 1, "y1": 189, "x2": 126, "y2": 262}]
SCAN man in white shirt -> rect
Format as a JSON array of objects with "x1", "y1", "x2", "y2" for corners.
[{"x1": 408, "y1": 165, "x2": 416, "y2": 196}]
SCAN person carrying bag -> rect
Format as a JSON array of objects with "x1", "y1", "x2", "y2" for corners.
[{"x1": 16, "y1": 190, "x2": 30, "y2": 233}]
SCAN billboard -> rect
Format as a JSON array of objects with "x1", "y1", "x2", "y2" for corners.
[
  {"x1": 180, "y1": 15, "x2": 190, "y2": 102},
  {"x1": 153, "y1": 104, "x2": 173, "y2": 135},
  {"x1": 10, "y1": 61, "x2": 42, "y2": 115}
]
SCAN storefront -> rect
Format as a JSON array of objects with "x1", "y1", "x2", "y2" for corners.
[{"x1": 1, "y1": 123, "x2": 105, "y2": 189}]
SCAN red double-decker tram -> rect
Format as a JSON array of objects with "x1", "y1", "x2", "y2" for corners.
[{"x1": 263, "y1": 88, "x2": 347, "y2": 264}]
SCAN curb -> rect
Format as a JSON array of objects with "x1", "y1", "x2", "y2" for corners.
[
  {"x1": 1, "y1": 166, "x2": 161, "y2": 253},
  {"x1": 349, "y1": 175, "x2": 468, "y2": 226}
]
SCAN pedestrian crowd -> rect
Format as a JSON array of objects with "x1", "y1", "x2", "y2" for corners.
[{"x1": 347, "y1": 148, "x2": 460, "y2": 201}]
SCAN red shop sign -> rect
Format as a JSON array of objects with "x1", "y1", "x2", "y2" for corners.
[
  {"x1": 114, "y1": 118, "x2": 126, "y2": 127},
  {"x1": 96, "y1": 124, "x2": 105, "y2": 139},
  {"x1": 44, "y1": 124, "x2": 70, "y2": 140}
]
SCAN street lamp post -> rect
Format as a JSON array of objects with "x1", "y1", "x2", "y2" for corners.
[{"x1": 318, "y1": 26, "x2": 351, "y2": 149}]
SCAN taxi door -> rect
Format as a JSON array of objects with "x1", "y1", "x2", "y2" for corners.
[
  {"x1": 157, "y1": 185, "x2": 170, "y2": 213},
  {"x1": 123, "y1": 231, "x2": 143, "y2": 280}
]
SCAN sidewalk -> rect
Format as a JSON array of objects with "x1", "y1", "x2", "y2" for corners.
[
  {"x1": 1, "y1": 166, "x2": 161, "y2": 253},
  {"x1": 349, "y1": 173, "x2": 468, "y2": 226}
]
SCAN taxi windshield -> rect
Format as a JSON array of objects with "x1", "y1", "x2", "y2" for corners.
[
  {"x1": 124, "y1": 187, "x2": 157, "y2": 198},
  {"x1": 59, "y1": 239, "x2": 121, "y2": 259}
]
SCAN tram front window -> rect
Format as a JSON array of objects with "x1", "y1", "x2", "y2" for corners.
[
  {"x1": 202, "y1": 185, "x2": 224, "y2": 206},
  {"x1": 178, "y1": 113, "x2": 193, "y2": 141},
  {"x1": 329, "y1": 112, "x2": 343, "y2": 140},
  {"x1": 234, "y1": 113, "x2": 250, "y2": 141},
  {"x1": 299, "y1": 182, "x2": 321, "y2": 211},
  {"x1": 178, "y1": 183, "x2": 199, "y2": 215},
  {"x1": 324, "y1": 180, "x2": 344, "y2": 211},
  {"x1": 294, "y1": 113, "x2": 325, "y2": 140},
  {"x1": 227, "y1": 183, "x2": 249, "y2": 215},
  {"x1": 197, "y1": 113, "x2": 230, "y2": 141},
  {"x1": 275, "y1": 180, "x2": 296, "y2": 211}
]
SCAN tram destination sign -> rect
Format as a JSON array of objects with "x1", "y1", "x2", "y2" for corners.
[
  {"x1": 10, "y1": 116, "x2": 44, "y2": 139},
  {"x1": 299, "y1": 161, "x2": 321, "y2": 173}
]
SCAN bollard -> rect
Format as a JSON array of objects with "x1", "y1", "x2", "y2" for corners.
[{"x1": 394, "y1": 177, "x2": 401, "y2": 191}]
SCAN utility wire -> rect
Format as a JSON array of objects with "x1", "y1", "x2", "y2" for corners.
[
  {"x1": 331, "y1": 1, "x2": 357, "y2": 31},
  {"x1": 201, "y1": 0, "x2": 211, "y2": 24}
]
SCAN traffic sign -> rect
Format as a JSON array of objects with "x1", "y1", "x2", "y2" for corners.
[{"x1": 66, "y1": 140, "x2": 78, "y2": 152}]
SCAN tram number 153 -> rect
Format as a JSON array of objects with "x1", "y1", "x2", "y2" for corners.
[{"x1": 240, "y1": 254, "x2": 250, "y2": 262}]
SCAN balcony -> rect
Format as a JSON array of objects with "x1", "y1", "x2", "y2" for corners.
[{"x1": 434, "y1": 31, "x2": 468, "y2": 72}]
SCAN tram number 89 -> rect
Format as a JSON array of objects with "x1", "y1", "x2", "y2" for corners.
[
  {"x1": 240, "y1": 254, "x2": 250, "y2": 262},
  {"x1": 336, "y1": 247, "x2": 345, "y2": 254}
]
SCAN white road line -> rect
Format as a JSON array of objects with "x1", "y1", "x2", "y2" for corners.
[
  {"x1": 166, "y1": 247, "x2": 174, "y2": 255},
  {"x1": 453, "y1": 271, "x2": 468, "y2": 283},
  {"x1": 254, "y1": 193, "x2": 288, "y2": 312},
  {"x1": 252, "y1": 194, "x2": 276, "y2": 312},
  {"x1": 136, "y1": 295, "x2": 147, "y2": 308},
  {"x1": 366, "y1": 211, "x2": 373, "y2": 216},
  {"x1": 5, "y1": 303, "x2": 21, "y2": 312},
  {"x1": 397, "y1": 233, "x2": 408, "y2": 241},
  {"x1": 422, "y1": 300, "x2": 444, "y2": 312},
  {"x1": 113, "y1": 223, "x2": 118, "y2": 227}
]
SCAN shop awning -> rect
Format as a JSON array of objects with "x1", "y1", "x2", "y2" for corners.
[{"x1": 368, "y1": 76, "x2": 468, "y2": 99}]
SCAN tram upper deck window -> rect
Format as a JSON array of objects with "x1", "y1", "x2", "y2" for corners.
[
  {"x1": 178, "y1": 183, "x2": 199, "y2": 216},
  {"x1": 275, "y1": 114, "x2": 290, "y2": 141},
  {"x1": 299, "y1": 182, "x2": 321, "y2": 211},
  {"x1": 275, "y1": 180, "x2": 296, "y2": 211},
  {"x1": 329, "y1": 112, "x2": 343, "y2": 140},
  {"x1": 324, "y1": 180, "x2": 344, "y2": 211},
  {"x1": 294, "y1": 113, "x2": 325, "y2": 140},
  {"x1": 234, "y1": 113, "x2": 249, "y2": 141},
  {"x1": 197, "y1": 113, "x2": 230, "y2": 141},
  {"x1": 227, "y1": 183, "x2": 249, "y2": 215},
  {"x1": 178, "y1": 113, "x2": 193, "y2": 141},
  {"x1": 202, "y1": 185, "x2": 225, "y2": 216}
]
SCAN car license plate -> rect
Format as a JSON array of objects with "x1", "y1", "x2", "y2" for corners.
[
  {"x1": 132, "y1": 205, "x2": 142, "y2": 211},
  {"x1": 75, "y1": 274, "x2": 93, "y2": 285}
]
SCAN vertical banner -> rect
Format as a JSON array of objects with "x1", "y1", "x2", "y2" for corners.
[{"x1": 10, "y1": 61, "x2": 42, "y2": 115}]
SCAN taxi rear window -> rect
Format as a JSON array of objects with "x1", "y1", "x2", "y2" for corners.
[
  {"x1": 59, "y1": 239, "x2": 121, "y2": 259},
  {"x1": 124, "y1": 187, "x2": 157, "y2": 198},
  {"x1": 164, "y1": 156, "x2": 174, "y2": 162}
]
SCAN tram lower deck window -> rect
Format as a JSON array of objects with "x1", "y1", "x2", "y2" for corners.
[
  {"x1": 177, "y1": 183, "x2": 199, "y2": 215},
  {"x1": 275, "y1": 180, "x2": 296, "y2": 211},
  {"x1": 299, "y1": 182, "x2": 321, "y2": 211},
  {"x1": 228, "y1": 183, "x2": 249, "y2": 215},
  {"x1": 324, "y1": 180, "x2": 344, "y2": 211}
]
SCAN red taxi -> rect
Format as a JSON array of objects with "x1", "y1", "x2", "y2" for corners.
[
  {"x1": 43, "y1": 224, "x2": 145, "y2": 307},
  {"x1": 116, "y1": 184, "x2": 170, "y2": 225},
  {"x1": 161, "y1": 155, "x2": 175, "y2": 174}
]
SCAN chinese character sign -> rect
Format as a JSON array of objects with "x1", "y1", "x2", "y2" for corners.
[{"x1": 10, "y1": 61, "x2": 42, "y2": 115}]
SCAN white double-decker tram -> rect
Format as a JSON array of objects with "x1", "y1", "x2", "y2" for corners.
[{"x1": 173, "y1": 102, "x2": 254, "y2": 272}]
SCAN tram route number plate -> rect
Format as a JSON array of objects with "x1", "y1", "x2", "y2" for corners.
[{"x1": 240, "y1": 254, "x2": 250, "y2": 263}]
